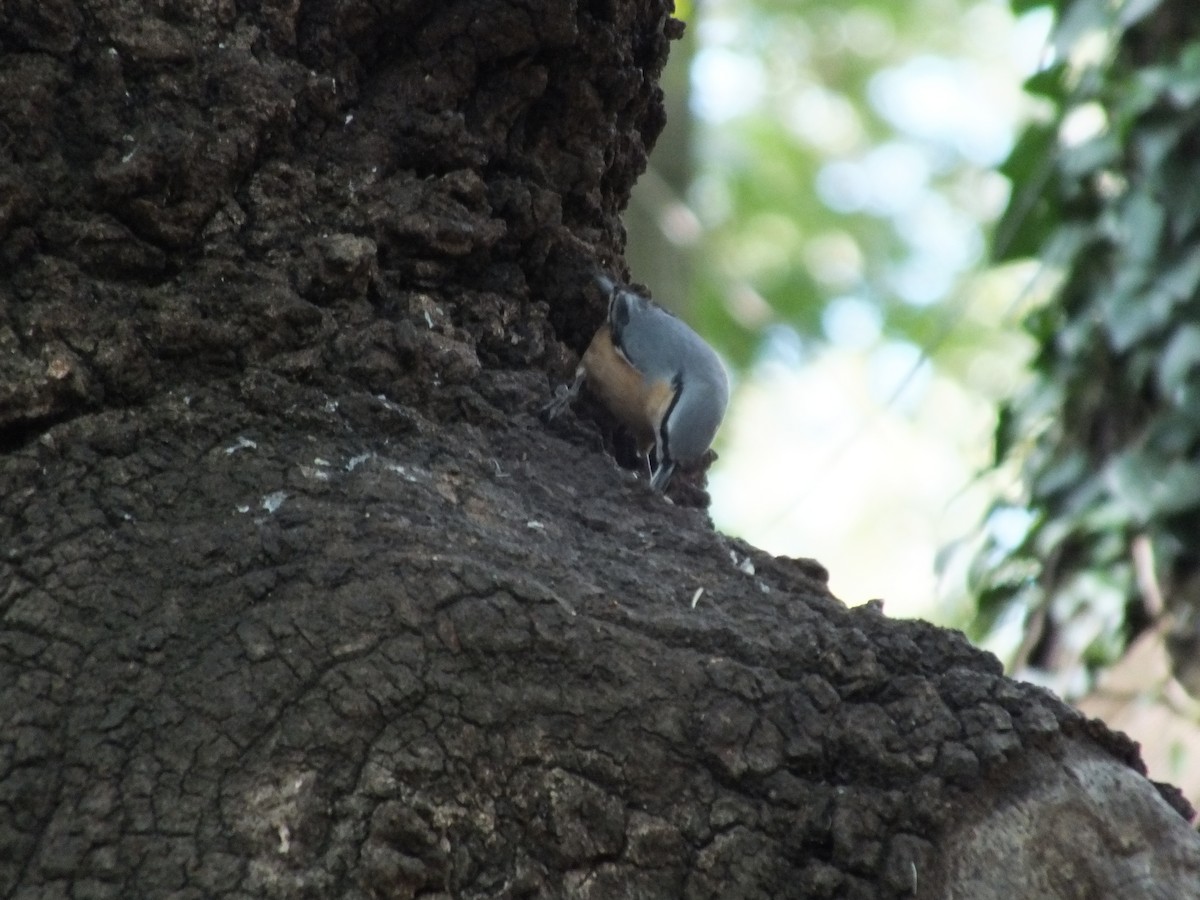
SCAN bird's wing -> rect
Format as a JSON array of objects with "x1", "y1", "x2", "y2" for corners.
[{"x1": 608, "y1": 288, "x2": 690, "y2": 383}]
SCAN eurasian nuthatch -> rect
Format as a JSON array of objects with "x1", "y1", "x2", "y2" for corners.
[{"x1": 544, "y1": 274, "x2": 730, "y2": 491}]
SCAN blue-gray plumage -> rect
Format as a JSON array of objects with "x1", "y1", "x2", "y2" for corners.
[{"x1": 545, "y1": 274, "x2": 730, "y2": 492}]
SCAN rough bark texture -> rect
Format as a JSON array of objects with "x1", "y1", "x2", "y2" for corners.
[{"x1": 1, "y1": 2, "x2": 1198, "y2": 899}]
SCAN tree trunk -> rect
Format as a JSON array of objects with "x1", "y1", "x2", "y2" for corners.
[{"x1": 1, "y1": 2, "x2": 1197, "y2": 898}]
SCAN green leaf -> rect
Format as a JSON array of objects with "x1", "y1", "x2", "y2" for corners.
[
  {"x1": 1116, "y1": 67, "x2": 1172, "y2": 125},
  {"x1": 1116, "y1": 0, "x2": 1166, "y2": 30},
  {"x1": 1102, "y1": 245, "x2": 1200, "y2": 350},
  {"x1": 999, "y1": 122, "x2": 1059, "y2": 186},
  {"x1": 1135, "y1": 120, "x2": 1191, "y2": 175},
  {"x1": 1053, "y1": 0, "x2": 1113, "y2": 60},
  {"x1": 1145, "y1": 402, "x2": 1200, "y2": 455},
  {"x1": 1119, "y1": 189, "x2": 1165, "y2": 263},
  {"x1": 1024, "y1": 64, "x2": 1069, "y2": 103},
  {"x1": 1059, "y1": 133, "x2": 1120, "y2": 179},
  {"x1": 993, "y1": 402, "x2": 1016, "y2": 462},
  {"x1": 1032, "y1": 450, "x2": 1087, "y2": 499},
  {"x1": 1165, "y1": 42, "x2": 1200, "y2": 107},
  {"x1": 1022, "y1": 304, "x2": 1057, "y2": 347},
  {"x1": 994, "y1": 124, "x2": 1060, "y2": 262},
  {"x1": 1158, "y1": 244, "x2": 1200, "y2": 300},
  {"x1": 1100, "y1": 283, "x2": 1173, "y2": 351},
  {"x1": 1160, "y1": 154, "x2": 1200, "y2": 239},
  {"x1": 1158, "y1": 323, "x2": 1200, "y2": 397},
  {"x1": 1104, "y1": 453, "x2": 1200, "y2": 524}
]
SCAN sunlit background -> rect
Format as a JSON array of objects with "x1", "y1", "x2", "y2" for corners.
[
  {"x1": 623, "y1": 0, "x2": 1200, "y2": 805},
  {"x1": 629, "y1": 0, "x2": 1053, "y2": 624}
]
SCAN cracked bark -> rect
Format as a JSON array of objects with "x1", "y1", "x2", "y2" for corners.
[{"x1": 1, "y1": 2, "x2": 1197, "y2": 898}]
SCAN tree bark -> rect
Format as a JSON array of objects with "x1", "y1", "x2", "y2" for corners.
[{"x1": 1, "y1": 2, "x2": 1197, "y2": 898}]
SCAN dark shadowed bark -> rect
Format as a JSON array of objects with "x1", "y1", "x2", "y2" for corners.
[{"x1": 1, "y1": 2, "x2": 1198, "y2": 898}]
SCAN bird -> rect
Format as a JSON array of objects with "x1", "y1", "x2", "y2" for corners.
[{"x1": 543, "y1": 273, "x2": 729, "y2": 492}]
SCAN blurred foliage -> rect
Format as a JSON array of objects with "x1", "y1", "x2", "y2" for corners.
[
  {"x1": 643, "y1": 0, "x2": 1045, "y2": 622},
  {"x1": 973, "y1": 0, "x2": 1200, "y2": 696},
  {"x1": 682, "y1": 0, "x2": 1030, "y2": 376}
]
